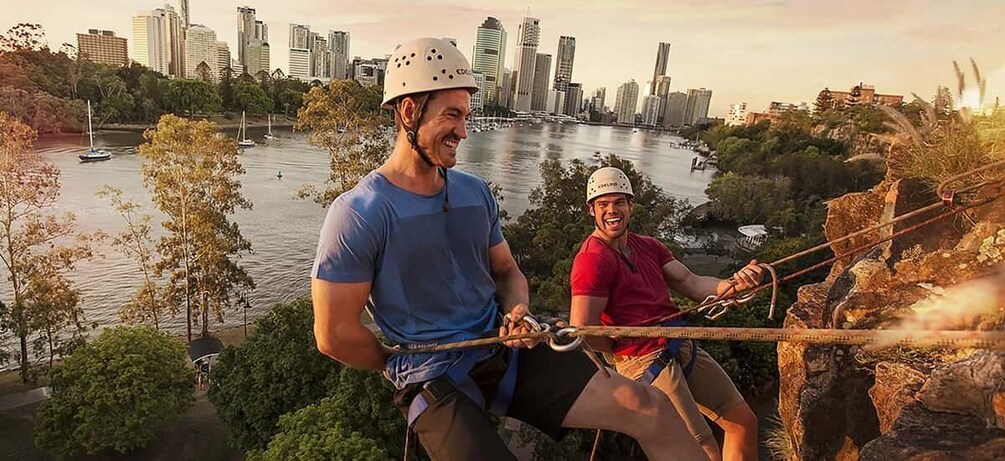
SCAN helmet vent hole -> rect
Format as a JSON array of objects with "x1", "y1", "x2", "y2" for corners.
[
  {"x1": 396, "y1": 63, "x2": 401, "y2": 68},
  {"x1": 441, "y1": 69, "x2": 446, "y2": 74},
  {"x1": 427, "y1": 56, "x2": 432, "y2": 61},
  {"x1": 437, "y1": 55, "x2": 443, "y2": 60},
  {"x1": 405, "y1": 61, "x2": 410, "y2": 65},
  {"x1": 401, "y1": 82, "x2": 406, "y2": 86},
  {"x1": 432, "y1": 76, "x2": 438, "y2": 81},
  {"x1": 431, "y1": 49, "x2": 437, "y2": 53},
  {"x1": 448, "y1": 75, "x2": 453, "y2": 79},
  {"x1": 410, "y1": 52, "x2": 415, "y2": 57}
]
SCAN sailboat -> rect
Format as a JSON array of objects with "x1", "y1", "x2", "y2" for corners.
[
  {"x1": 237, "y1": 111, "x2": 256, "y2": 148},
  {"x1": 263, "y1": 114, "x2": 276, "y2": 140},
  {"x1": 79, "y1": 101, "x2": 111, "y2": 162}
]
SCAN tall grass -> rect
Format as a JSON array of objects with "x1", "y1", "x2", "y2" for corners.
[{"x1": 882, "y1": 60, "x2": 1005, "y2": 186}]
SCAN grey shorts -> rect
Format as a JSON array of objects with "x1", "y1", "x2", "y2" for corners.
[
  {"x1": 613, "y1": 343, "x2": 745, "y2": 443},
  {"x1": 394, "y1": 344, "x2": 600, "y2": 460}
]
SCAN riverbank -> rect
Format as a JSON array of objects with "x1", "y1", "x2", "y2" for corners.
[{"x1": 36, "y1": 114, "x2": 298, "y2": 137}]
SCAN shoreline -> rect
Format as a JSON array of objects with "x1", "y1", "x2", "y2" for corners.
[{"x1": 37, "y1": 114, "x2": 299, "y2": 137}]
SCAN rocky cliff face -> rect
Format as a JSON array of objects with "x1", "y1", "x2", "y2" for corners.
[{"x1": 778, "y1": 177, "x2": 1005, "y2": 460}]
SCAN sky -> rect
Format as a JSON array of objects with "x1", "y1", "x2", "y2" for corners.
[{"x1": 4, "y1": 0, "x2": 1005, "y2": 116}]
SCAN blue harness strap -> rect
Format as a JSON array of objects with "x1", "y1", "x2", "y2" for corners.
[
  {"x1": 638, "y1": 319, "x2": 697, "y2": 385},
  {"x1": 407, "y1": 347, "x2": 520, "y2": 427}
]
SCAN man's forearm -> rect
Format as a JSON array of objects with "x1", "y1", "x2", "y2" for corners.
[
  {"x1": 317, "y1": 322, "x2": 392, "y2": 371},
  {"x1": 495, "y1": 266, "x2": 530, "y2": 313}
]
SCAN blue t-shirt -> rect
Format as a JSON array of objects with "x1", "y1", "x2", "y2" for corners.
[{"x1": 311, "y1": 169, "x2": 505, "y2": 388}]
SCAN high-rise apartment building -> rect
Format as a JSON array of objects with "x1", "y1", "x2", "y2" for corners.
[
  {"x1": 726, "y1": 102, "x2": 748, "y2": 126},
  {"x1": 131, "y1": 6, "x2": 183, "y2": 76},
  {"x1": 77, "y1": 29, "x2": 128, "y2": 67},
  {"x1": 328, "y1": 31, "x2": 350, "y2": 79},
  {"x1": 216, "y1": 41, "x2": 231, "y2": 74},
  {"x1": 684, "y1": 88, "x2": 713, "y2": 125},
  {"x1": 472, "y1": 17, "x2": 506, "y2": 105},
  {"x1": 614, "y1": 80, "x2": 639, "y2": 125},
  {"x1": 185, "y1": 24, "x2": 219, "y2": 81},
  {"x1": 553, "y1": 36, "x2": 575, "y2": 92},
  {"x1": 653, "y1": 75, "x2": 672, "y2": 123},
  {"x1": 663, "y1": 91, "x2": 687, "y2": 127},
  {"x1": 472, "y1": 72, "x2": 486, "y2": 111},
  {"x1": 512, "y1": 17, "x2": 540, "y2": 112},
  {"x1": 565, "y1": 83, "x2": 583, "y2": 117},
  {"x1": 499, "y1": 68, "x2": 512, "y2": 109},
  {"x1": 641, "y1": 95, "x2": 661, "y2": 126},
  {"x1": 531, "y1": 53, "x2": 551, "y2": 112},
  {"x1": 591, "y1": 87, "x2": 606, "y2": 113},
  {"x1": 650, "y1": 42, "x2": 671, "y2": 95},
  {"x1": 237, "y1": 6, "x2": 269, "y2": 75}
]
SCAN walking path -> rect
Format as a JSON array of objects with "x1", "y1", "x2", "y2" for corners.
[{"x1": 0, "y1": 386, "x2": 50, "y2": 411}]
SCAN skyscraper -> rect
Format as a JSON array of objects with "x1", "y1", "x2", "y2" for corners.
[
  {"x1": 179, "y1": 0, "x2": 190, "y2": 28},
  {"x1": 513, "y1": 17, "x2": 540, "y2": 112},
  {"x1": 237, "y1": 7, "x2": 269, "y2": 75},
  {"x1": 641, "y1": 95, "x2": 661, "y2": 126},
  {"x1": 499, "y1": 68, "x2": 512, "y2": 109},
  {"x1": 663, "y1": 91, "x2": 687, "y2": 127},
  {"x1": 471, "y1": 72, "x2": 486, "y2": 111},
  {"x1": 185, "y1": 24, "x2": 219, "y2": 81},
  {"x1": 650, "y1": 42, "x2": 671, "y2": 95},
  {"x1": 653, "y1": 75, "x2": 672, "y2": 123},
  {"x1": 216, "y1": 41, "x2": 231, "y2": 75},
  {"x1": 77, "y1": 29, "x2": 128, "y2": 67},
  {"x1": 531, "y1": 53, "x2": 551, "y2": 112},
  {"x1": 288, "y1": 24, "x2": 311, "y2": 80},
  {"x1": 237, "y1": 7, "x2": 256, "y2": 69},
  {"x1": 592, "y1": 87, "x2": 606, "y2": 113},
  {"x1": 131, "y1": 6, "x2": 183, "y2": 77},
  {"x1": 553, "y1": 36, "x2": 575, "y2": 92},
  {"x1": 684, "y1": 88, "x2": 713, "y2": 125},
  {"x1": 565, "y1": 83, "x2": 583, "y2": 116},
  {"x1": 329, "y1": 31, "x2": 350, "y2": 79},
  {"x1": 614, "y1": 80, "x2": 639, "y2": 125},
  {"x1": 472, "y1": 17, "x2": 506, "y2": 105}
]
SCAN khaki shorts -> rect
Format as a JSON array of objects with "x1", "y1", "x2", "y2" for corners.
[{"x1": 613, "y1": 343, "x2": 745, "y2": 444}]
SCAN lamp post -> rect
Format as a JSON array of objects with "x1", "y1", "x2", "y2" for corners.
[{"x1": 239, "y1": 292, "x2": 252, "y2": 336}]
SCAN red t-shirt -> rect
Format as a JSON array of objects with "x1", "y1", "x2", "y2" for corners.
[{"x1": 570, "y1": 233, "x2": 680, "y2": 356}]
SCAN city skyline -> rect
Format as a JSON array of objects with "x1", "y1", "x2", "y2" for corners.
[{"x1": 5, "y1": 0, "x2": 1005, "y2": 116}]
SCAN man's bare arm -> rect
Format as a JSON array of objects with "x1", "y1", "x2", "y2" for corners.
[
  {"x1": 312, "y1": 278, "x2": 393, "y2": 371},
  {"x1": 570, "y1": 295, "x2": 616, "y2": 353}
]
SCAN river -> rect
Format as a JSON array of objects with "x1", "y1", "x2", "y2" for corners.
[{"x1": 2, "y1": 122, "x2": 715, "y2": 357}]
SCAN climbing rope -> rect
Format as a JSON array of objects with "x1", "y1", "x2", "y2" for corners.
[
  {"x1": 651, "y1": 160, "x2": 1005, "y2": 324},
  {"x1": 394, "y1": 324, "x2": 1005, "y2": 355}
]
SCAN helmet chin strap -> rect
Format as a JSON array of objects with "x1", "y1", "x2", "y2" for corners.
[{"x1": 404, "y1": 110, "x2": 450, "y2": 213}]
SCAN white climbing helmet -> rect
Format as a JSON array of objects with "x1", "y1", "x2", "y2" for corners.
[
  {"x1": 586, "y1": 167, "x2": 634, "y2": 203},
  {"x1": 381, "y1": 37, "x2": 479, "y2": 108}
]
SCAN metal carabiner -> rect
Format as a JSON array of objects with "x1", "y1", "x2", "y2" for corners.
[
  {"x1": 514, "y1": 314, "x2": 549, "y2": 333},
  {"x1": 548, "y1": 327, "x2": 583, "y2": 352}
]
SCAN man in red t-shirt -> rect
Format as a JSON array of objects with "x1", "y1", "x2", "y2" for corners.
[{"x1": 570, "y1": 166, "x2": 763, "y2": 461}]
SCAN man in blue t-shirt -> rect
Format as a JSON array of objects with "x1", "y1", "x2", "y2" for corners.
[{"x1": 311, "y1": 37, "x2": 704, "y2": 461}]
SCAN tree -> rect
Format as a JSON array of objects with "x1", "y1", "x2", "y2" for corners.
[
  {"x1": 248, "y1": 367, "x2": 404, "y2": 460},
  {"x1": 0, "y1": 112, "x2": 92, "y2": 382},
  {"x1": 138, "y1": 115, "x2": 253, "y2": 341},
  {"x1": 218, "y1": 66, "x2": 234, "y2": 111},
  {"x1": 97, "y1": 186, "x2": 172, "y2": 329},
  {"x1": 814, "y1": 88, "x2": 835, "y2": 113},
  {"x1": 165, "y1": 78, "x2": 221, "y2": 117},
  {"x1": 33, "y1": 326, "x2": 193, "y2": 457},
  {"x1": 706, "y1": 172, "x2": 793, "y2": 224},
  {"x1": 295, "y1": 80, "x2": 392, "y2": 206},
  {"x1": 232, "y1": 78, "x2": 273, "y2": 115},
  {"x1": 249, "y1": 398, "x2": 388, "y2": 461},
  {"x1": 208, "y1": 298, "x2": 343, "y2": 451}
]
